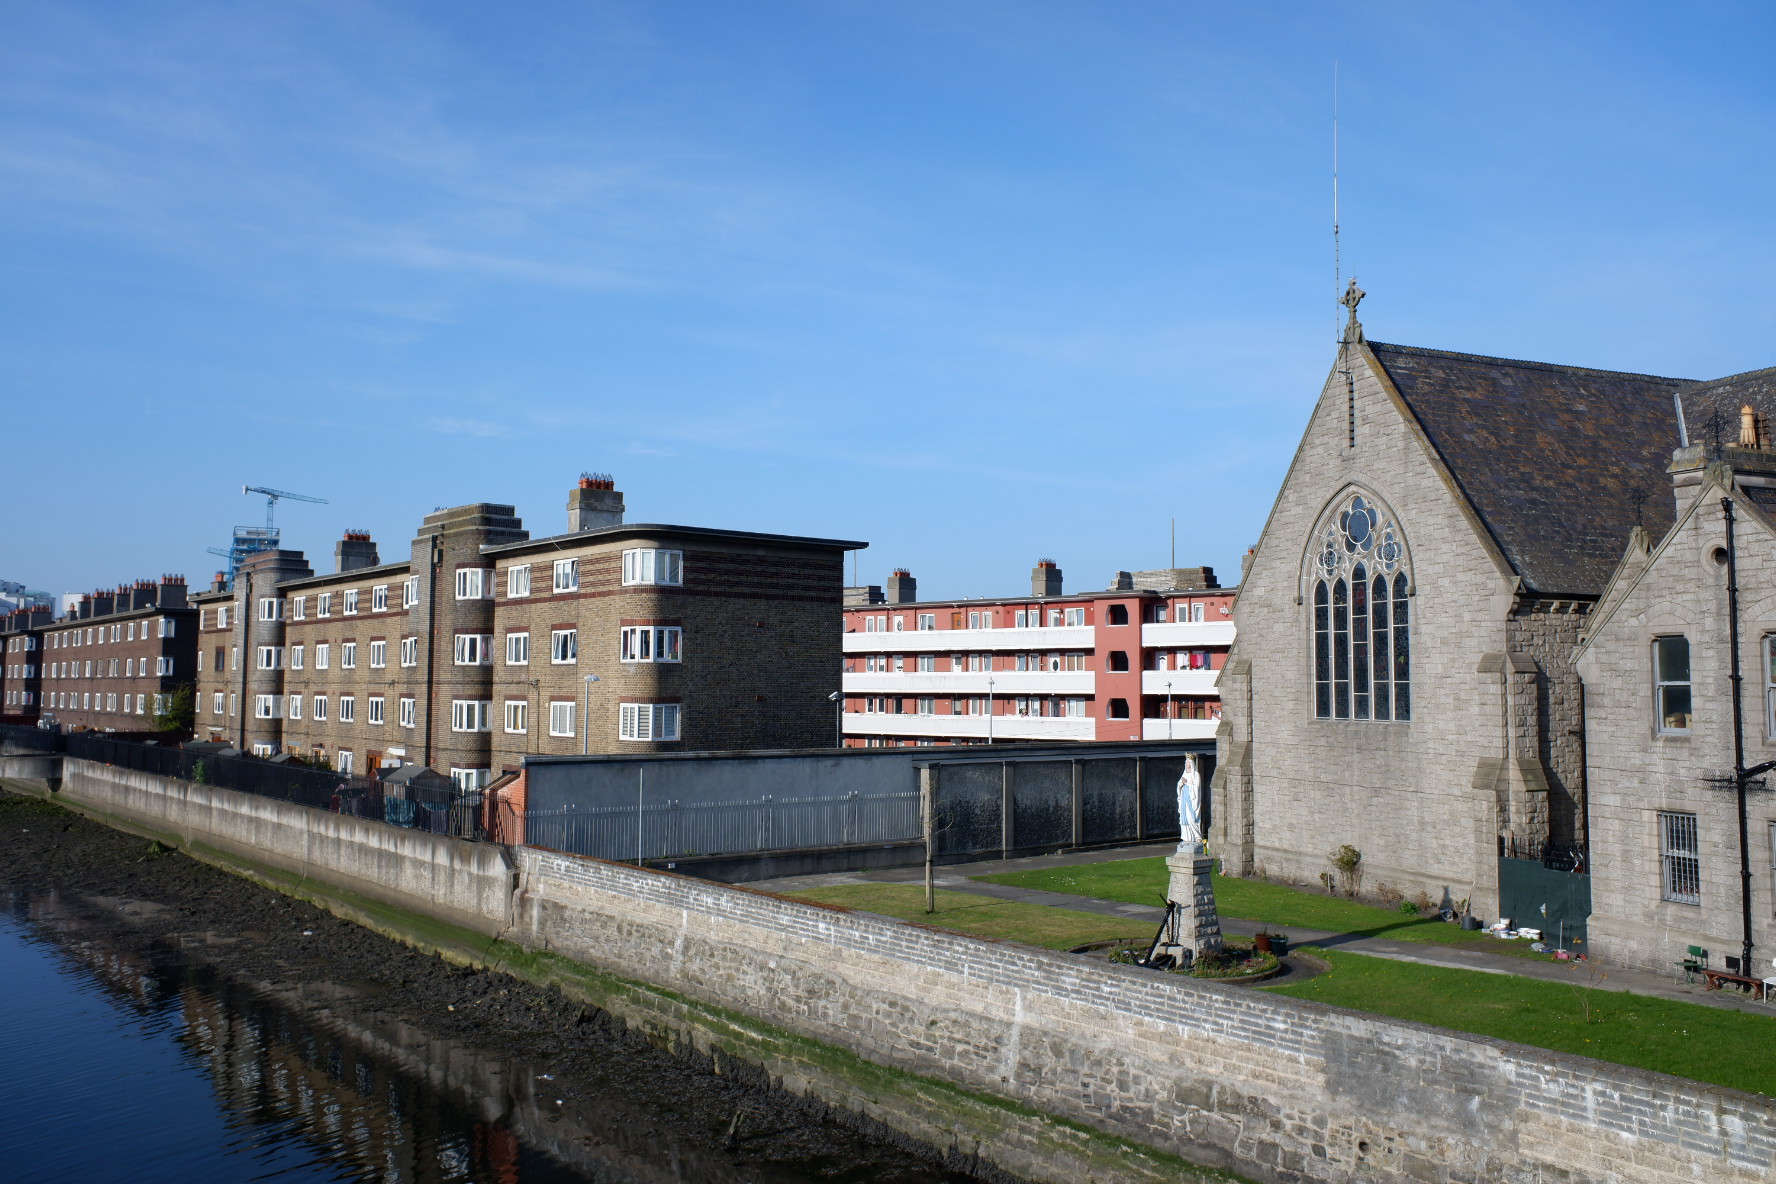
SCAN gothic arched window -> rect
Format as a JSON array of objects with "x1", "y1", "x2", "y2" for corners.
[{"x1": 1310, "y1": 493, "x2": 1411, "y2": 721}]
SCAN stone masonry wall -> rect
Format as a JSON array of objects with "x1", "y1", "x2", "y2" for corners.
[
  {"x1": 15, "y1": 755, "x2": 1775, "y2": 1184},
  {"x1": 1506, "y1": 600, "x2": 1591, "y2": 847},
  {"x1": 520, "y1": 848, "x2": 1775, "y2": 1184}
]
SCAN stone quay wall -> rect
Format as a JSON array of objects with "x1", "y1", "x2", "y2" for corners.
[{"x1": 6, "y1": 753, "x2": 1772, "y2": 1184}]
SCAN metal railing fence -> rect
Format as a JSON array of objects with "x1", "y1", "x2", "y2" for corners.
[
  {"x1": 526, "y1": 790, "x2": 921, "y2": 863},
  {"x1": 0, "y1": 723, "x2": 484, "y2": 840}
]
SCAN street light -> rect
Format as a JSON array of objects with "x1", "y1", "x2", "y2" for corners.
[
  {"x1": 828, "y1": 690, "x2": 843, "y2": 748},
  {"x1": 986, "y1": 676, "x2": 995, "y2": 745},
  {"x1": 581, "y1": 674, "x2": 600, "y2": 755},
  {"x1": 1166, "y1": 680, "x2": 1174, "y2": 741}
]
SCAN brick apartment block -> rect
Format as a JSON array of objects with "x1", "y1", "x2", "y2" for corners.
[
  {"x1": 190, "y1": 476, "x2": 861, "y2": 787},
  {"x1": 841, "y1": 562, "x2": 1233, "y2": 746},
  {"x1": 35, "y1": 577, "x2": 197, "y2": 734},
  {"x1": 1, "y1": 606, "x2": 53, "y2": 721}
]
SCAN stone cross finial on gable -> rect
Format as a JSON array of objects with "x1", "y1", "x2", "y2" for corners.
[{"x1": 1340, "y1": 278, "x2": 1365, "y2": 344}]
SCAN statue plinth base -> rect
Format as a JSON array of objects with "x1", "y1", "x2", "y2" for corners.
[{"x1": 1155, "y1": 844, "x2": 1223, "y2": 964}]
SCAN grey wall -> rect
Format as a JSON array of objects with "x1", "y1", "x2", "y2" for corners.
[{"x1": 14, "y1": 756, "x2": 1772, "y2": 1184}]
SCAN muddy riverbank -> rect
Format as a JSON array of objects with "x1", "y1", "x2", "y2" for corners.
[{"x1": 0, "y1": 791, "x2": 1019, "y2": 1184}]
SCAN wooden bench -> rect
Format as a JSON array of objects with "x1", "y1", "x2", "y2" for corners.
[{"x1": 1700, "y1": 968, "x2": 1767, "y2": 999}]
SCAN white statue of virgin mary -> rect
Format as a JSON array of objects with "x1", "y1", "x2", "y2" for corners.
[{"x1": 1176, "y1": 754, "x2": 1204, "y2": 852}]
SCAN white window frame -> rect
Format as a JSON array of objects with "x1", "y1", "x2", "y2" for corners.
[
  {"x1": 619, "y1": 625, "x2": 683, "y2": 663},
  {"x1": 254, "y1": 694, "x2": 282, "y2": 719},
  {"x1": 337, "y1": 751, "x2": 354, "y2": 775},
  {"x1": 259, "y1": 597, "x2": 283, "y2": 621},
  {"x1": 256, "y1": 646, "x2": 284, "y2": 670},
  {"x1": 369, "y1": 640, "x2": 386, "y2": 668},
  {"x1": 621, "y1": 549, "x2": 683, "y2": 586},
  {"x1": 455, "y1": 568, "x2": 492, "y2": 600},
  {"x1": 553, "y1": 558, "x2": 579, "y2": 593},
  {"x1": 313, "y1": 695, "x2": 329, "y2": 721},
  {"x1": 288, "y1": 695, "x2": 302, "y2": 720},
  {"x1": 367, "y1": 696, "x2": 385, "y2": 725},
  {"x1": 402, "y1": 576, "x2": 419, "y2": 608},
  {"x1": 619, "y1": 702, "x2": 681, "y2": 742},
  {"x1": 293, "y1": 595, "x2": 307, "y2": 620},
  {"x1": 451, "y1": 699, "x2": 492, "y2": 732},
  {"x1": 505, "y1": 700, "x2": 529, "y2": 734},
  {"x1": 506, "y1": 631, "x2": 530, "y2": 665},
  {"x1": 341, "y1": 641, "x2": 357, "y2": 669},
  {"x1": 317, "y1": 593, "x2": 333, "y2": 617},
  {"x1": 549, "y1": 701, "x2": 575, "y2": 737},
  {"x1": 1064, "y1": 607, "x2": 1087, "y2": 626},
  {"x1": 1654, "y1": 636, "x2": 1692, "y2": 735},
  {"x1": 372, "y1": 584, "x2": 389, "y2": 612},
  {"x1": 400, "y1": 636, "x2": 418, "y2": 667},
  {"x1": 338, "y1": 695, "x2": 356, "y2": 724},
  {"x1": 399, "y1": 697, "x2": 416, "y2": 728},
  {"x1": 551, "y1": 629, "x2": 578, "y2": 664},
  {"x1": 343, "y1": 588, "x2": 359, "y2": 615},
  {"x1": 507, "y1": 565, "x2": 532, "y2": 599},
  {"x1": 291, "y1": 644, "x2": 305, "y2": 671},
  {"x1": 454, "y1": 634, "x2": 493, "y2": 665}
]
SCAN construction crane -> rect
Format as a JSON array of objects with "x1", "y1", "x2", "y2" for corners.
[
  {"x1": 205, "y1": 485, "x2": 330, "y2": 588},
  {"x1": 243, "y1": 484, "x2": 328, "y2": 532}
]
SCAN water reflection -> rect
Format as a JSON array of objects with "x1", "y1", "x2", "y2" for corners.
[{"x1": 0, "y1": 891, "x2": 966, "y2": 1184}]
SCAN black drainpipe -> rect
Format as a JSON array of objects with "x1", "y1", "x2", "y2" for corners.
[
  {"x1": 237, "y1": 569, "x2": 251, "y2": 751},
  {"x1": 1721, "y1": 496, "x2": 1756, "y2": 977},
  {"x1": 423, "y1": 542, "x2": 439, "y2": 770}
]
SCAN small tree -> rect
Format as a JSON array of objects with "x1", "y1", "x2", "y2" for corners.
[
  {"x1": 1328, "y1": 844, "x2": 1364, "y2": 898},
  {"x1": 153, "y1": 685, "x2": 195, "y2": 736}
]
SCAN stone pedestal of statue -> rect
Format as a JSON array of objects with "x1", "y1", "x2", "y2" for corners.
[{"x1": 1155, "y1": 843, "x2": 1223, "y2": 965}]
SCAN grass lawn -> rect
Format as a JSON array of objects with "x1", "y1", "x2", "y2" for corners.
[
  {"x1": 977, "y1": 857, "x2": 1553, "y2": 959},
  {"x1": 1266, "y1": 948, "x2": 1776, "y2": 1096},
  {"x1": 785, "y1": 883, "x2": 1147, "y2": 951}
]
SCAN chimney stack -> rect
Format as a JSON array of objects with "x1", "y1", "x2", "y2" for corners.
[
  {"x1": 885, "y1": 569, "x2": 916, "y2": 604},
  {"x1": 156, "y1": 574, "x2": 188, "y2": 607},
  {"x1": 336, "y1": 531, "x2": 380, "y2": 573},
  {"x1": 1032, "y1": 559, "x2": 1063, "y2": 598},
  {"x1": 568, "y1": 472, "x2": 624, "y2": 532}
]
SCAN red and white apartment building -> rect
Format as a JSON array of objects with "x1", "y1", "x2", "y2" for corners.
[{"x1": 841, "y1": 560, "x2": 1234, "y2": 746}]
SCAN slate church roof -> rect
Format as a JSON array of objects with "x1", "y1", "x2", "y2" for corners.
[{"x1": 1368, "y1": 343, "x2": 1694, "y2": 598}]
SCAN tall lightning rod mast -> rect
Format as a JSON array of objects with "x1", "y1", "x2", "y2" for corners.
[{"x1": 243, "y1": 485, "x2": 328, "y2": 533}]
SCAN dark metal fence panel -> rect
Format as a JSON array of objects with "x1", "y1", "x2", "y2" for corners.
[
  {"x1": 1498, "y1": 855, "x2": 1591, "y2": 947},
  {"x1": 929, "y1": 763, "x2": 1002, "y2": 857},
  {"x1": 1081, "y1": 758, "x2": 1139, "y2": 845},
  {"x1": 526, "y1": 791, "x2": 920, "y2": 863}
]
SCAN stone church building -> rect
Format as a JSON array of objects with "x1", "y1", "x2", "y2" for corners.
[{"x1": 1215, "y1": 287, "x2": 1776, "y2": 972}]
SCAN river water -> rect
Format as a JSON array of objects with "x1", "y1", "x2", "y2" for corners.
[{"x1": 0, "y1": 893, "x2": 985, "y2": 1184}]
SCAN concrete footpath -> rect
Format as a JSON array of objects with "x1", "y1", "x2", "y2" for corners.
[{"x1": 752, "y1": 842, "x2": 1776, "y2": 1017}]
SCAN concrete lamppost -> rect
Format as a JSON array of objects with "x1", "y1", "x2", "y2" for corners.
[
  {"x1": 829, "y1": 689, "x2": 843, "y2": 748},
  {"x1": 1166, "y1": 680, "x2": 1174, "y2": 741},
  {"x1": 986, "y1": 676, "x2": 995, "y2": 745},
  {"x1": 581, "y1": 674, "x2": 600, "y2": 755}
]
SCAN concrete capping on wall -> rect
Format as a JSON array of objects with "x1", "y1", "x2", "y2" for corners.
[{"x1": 14, "y1": 755, "x2": 1775, "y2": 1184}]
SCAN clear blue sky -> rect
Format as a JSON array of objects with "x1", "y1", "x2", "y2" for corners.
[{"x1": 4, "y1": 2, "x2": 1773, "y2": 602}]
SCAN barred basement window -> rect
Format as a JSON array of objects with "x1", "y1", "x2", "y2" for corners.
[
  {"x1": 619, "y1": 702, "x2": 680, "y2": 741},
  {"x1": 1310, "y1": 492, "x2": 1411, "y2": 721},
  {"x1": 1660, "y1": 811, "x2": 1700, "y2": 904}
]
